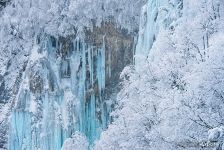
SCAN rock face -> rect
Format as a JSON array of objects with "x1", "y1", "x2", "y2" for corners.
[
  {"x1": 8, "y1": 23, "x2": 135, "y2": 150},
  {"x1": 85, "y1": 22, "x2": 134, "y2": 100}
]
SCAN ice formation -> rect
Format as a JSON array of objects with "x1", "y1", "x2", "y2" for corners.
[
  {"x1": 135, "y1": 0, "x2": 167, "y2": 69},
  {"x1": 8, "y1": 35, "x2": 109, "y2": 149},
  {"x1": 135, "y1": 0, "x2": 182, "y2": 69}
]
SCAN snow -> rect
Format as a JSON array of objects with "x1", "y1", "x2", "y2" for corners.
[
  {"x1": 29, "y1": 45, "x2": 46, "y2": 64},
  {"x1": 29, "y1": 96, "x2": 37, "y2": 113},
  {"x1": 61, "y1": 132, "x2": 89, "y2": 150},
  {"x1": 208, "y1": 127, "x2": 224, "y2": 142}
]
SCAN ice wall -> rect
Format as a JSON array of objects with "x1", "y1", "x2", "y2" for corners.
[{"x1": 8, "y1": 35, "x2": 108, "y2": 149}]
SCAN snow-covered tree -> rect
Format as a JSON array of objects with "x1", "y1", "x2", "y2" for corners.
[
  {"x1": 61, "y1": 132, "x2": 89, "y2": 150},
  {"x1": 95, "y1": 0, "x2": 224, "y2": 150}
]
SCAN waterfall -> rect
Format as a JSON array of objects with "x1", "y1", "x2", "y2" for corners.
[
  {"x1": 135, "y1": 0, "x2": 182, "y2": 70},
  {"x1": 8, "y1": 35, "x2": 109, "y2": 149}
]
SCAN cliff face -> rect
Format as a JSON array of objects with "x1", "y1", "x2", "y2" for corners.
[
  {"x1": 86, "y1": 22, "x2": 134, "y2": 83},
  {"x1": 7, "y1": 22, "x2": 135, "y2": 150},
  {"x1": 85, "y1": 22, "x2": 134, "y2": 101}
]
